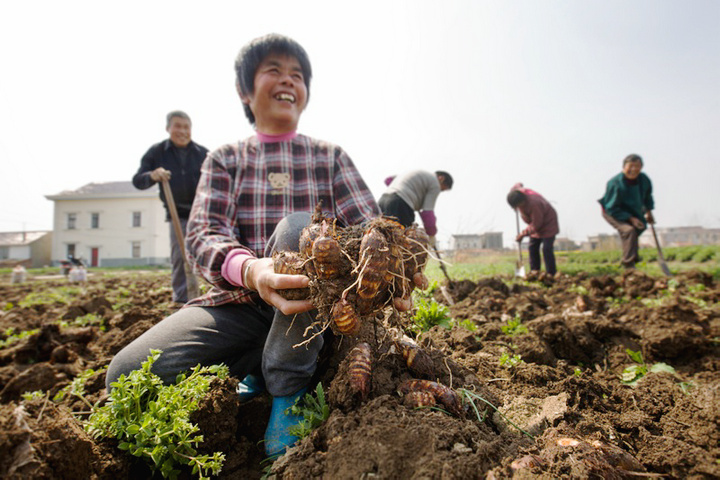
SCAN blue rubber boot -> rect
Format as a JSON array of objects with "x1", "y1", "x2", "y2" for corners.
[
  {"x1": 264, "y1": 387, "x2": 308, "y2": 457},
  {"x1": 236, "y1": 374, "x2": 266, "y2": 402}
]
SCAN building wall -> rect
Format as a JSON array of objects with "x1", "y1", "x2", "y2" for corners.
[
  {"x1": 29, "y1": 233, "x2": 52, "y2": 267},
  {"x1": 51, "y1": 196, "x2": 170, "y2": 267}
]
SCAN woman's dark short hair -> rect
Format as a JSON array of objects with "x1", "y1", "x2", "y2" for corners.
[
  {"x1": 623, "y1": 153, "x2": 643, "y2": 166},
  {"x1": 235, "y1": 33, "x2": 312, "y2": 125},
  {"x1": 436, "y1": 171, "x2": 454, "y2": 189},
  {"x1": 507, "y1": 190, "x2": 527, "y2": 208}
]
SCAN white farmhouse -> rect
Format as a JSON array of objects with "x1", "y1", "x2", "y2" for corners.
[{"x1": 45, "y1": 182, "x2": 170, "y2": 267}]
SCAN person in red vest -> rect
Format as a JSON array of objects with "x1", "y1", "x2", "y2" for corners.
[{"x1": 507, "y1": 183, "x2": 559, "y2": 276}]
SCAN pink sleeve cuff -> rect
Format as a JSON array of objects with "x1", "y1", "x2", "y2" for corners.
[
  {"x1": 418, "y1": 210, "x2": 437, "y2": 236},
  {"x1": 221, "y1": 248, "x2": 255, "y2": 287}
]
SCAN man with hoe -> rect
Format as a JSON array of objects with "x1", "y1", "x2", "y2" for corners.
[
  {"x1": 132, "y1": 111, "x2": 209, "y2": 304},
  {"x1": 598, "y1": 153, "x2": 655, "y2": 269}
]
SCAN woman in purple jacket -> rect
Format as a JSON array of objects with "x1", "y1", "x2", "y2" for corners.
[{"x1": 507, "y1": 183, "x2": 559, "y2": 276}]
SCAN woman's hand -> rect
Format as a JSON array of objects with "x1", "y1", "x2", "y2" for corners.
[{"x1": 245, "y1": 258, "x2": 314, "y2": 315}]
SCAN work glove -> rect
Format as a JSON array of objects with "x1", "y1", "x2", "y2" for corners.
[{"x1": 428, "y1": 236, "x2": 436, "y2": 249}]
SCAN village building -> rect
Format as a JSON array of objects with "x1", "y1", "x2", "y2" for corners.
[
  {"x1": 0, "y1": 231, "x2": 52, "y2": 268},
  {"x1": 449, "y1": 232, "x2": 504, "y2": 251},
  {"x1": 640, "y1": 226, "x2": 720, "y2": 247},
  {"x1": 45, "y1": 182, "x2": 170, "y2": 267}
]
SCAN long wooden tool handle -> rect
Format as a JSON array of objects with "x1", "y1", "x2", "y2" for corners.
[
  {"x1": 515, "y1": 209, "x2": 523, "y2": 262},
  {"x1": 161, "y1": 179, "x2": 200, "y2": 299},
  {"x1": 161, "y1": 179, "x2": 187, "y2": 259},
  {"x1": 650, "y1": 223, "x2": 665, "y2": 261}
]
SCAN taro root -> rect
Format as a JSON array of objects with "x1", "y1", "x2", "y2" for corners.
[
  {"x1": 356, "y1": 227, "x2": 390, "y2": 300},
  {"x1": 403, "y1": 390, "x2": 436, "y2": 409},
  {"x1": 330, "y1": 298, "x2": 361, "y2": 336},
  {"x1": 348, "y1": 342, "x2": 372, "y2": 400},
  {"x1": 395, "y1": 337, "x2": 434, "y2": 378},
  {"x1": 274, "y1": 209, "x2": 432, "y2": 336},
  {"x1": 273, "y1": 251, "x2": 310, "y2": 300},
  {"x1": 398, "y1": 379, "x2": 463, "y2": 417},
  {"x1": 312, "y1": 222, "x2": 344, "y2": 279}
]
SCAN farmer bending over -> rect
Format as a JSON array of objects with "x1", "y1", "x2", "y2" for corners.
[
  {"x1": 598, "y1": 154, "x2": 655, "y2": 269},
  {"x1": 507, "y1": 183, "x2": 559, "y2": 277},
  {"x1": 378, "y1": 170, "x2": 453, "y2": 248}
]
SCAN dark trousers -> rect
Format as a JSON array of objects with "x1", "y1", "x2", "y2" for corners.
[
  {"x1": 107, "y1": 212, "x2": 323, "y2": 397},
  {"x1": 378, "y1": 193, "x2": 414, "y2": 227},
  {"x1": 602, "y1": 210, "x2": 641, "y2": 268},
  {"x1": 168, "y1": 218, "x2": 188, "y2": 303},
  {"x1": 528, "y1": 236, "x2": 556, "y2": 275}
]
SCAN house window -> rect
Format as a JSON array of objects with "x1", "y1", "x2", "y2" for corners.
[
  {"x1": 131, "y1": 241, "x2": 141, "y2": 258},
  {"x1": 67, "y1": 213, "x2": 77, "y2": 230},
  {"x1": 67, "y1": 243, "x2": 76, "y2": 258},
  {"x1": 0, "y1": 246, "x2": 8, "y2": 259},
  {"x1": 91, "y1": 213, "x2": 100, "y2": 229},
  {"x1": 132, "y1": 211, "x2": 142, "y2": 227}
]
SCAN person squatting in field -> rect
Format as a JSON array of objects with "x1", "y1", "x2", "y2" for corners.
[
  {"x1": 507, "y1": 183, "x2": 559, "y2": 276},
  {"x1": 378, "y1": 170, "x2": 453, "y2": 248},
  {"x1": 598, "y1": 154, "x2": 655, "y2": 269},
  {"x1": 107, "y1": 33, "x2": 419, "y2": 458}
]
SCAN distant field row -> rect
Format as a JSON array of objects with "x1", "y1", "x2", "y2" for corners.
[
  {"x1": 2, "y1": 244, "x2": 718, "y2": 282},
  {"x1": 425, "y1": 244, "x2": 720, "y2": 282}
]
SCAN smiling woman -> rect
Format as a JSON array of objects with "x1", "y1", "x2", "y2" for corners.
[{"x1": 106, "y1": 32, "x2": 383, "y2": 460}]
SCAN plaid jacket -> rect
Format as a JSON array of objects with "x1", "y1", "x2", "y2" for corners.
[{"x1": 185, "y1": 134, "x2": 379, "y2": 307}]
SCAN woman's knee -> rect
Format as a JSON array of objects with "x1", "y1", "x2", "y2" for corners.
[{"x1": 266, "y1": 212, "x2": 312, "y2": 254}]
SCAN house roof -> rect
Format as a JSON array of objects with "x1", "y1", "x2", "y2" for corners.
[
  {"x1": 45, "y1": 181, "x2": 158, "y2": 200},
  {"x1": 0, "y1": 231, "x2": 50, "y2": 246}
]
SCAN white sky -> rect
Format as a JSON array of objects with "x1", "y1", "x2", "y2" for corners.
[{"x1": 1, "y1": 0, "x2": 718, "y2": 248}]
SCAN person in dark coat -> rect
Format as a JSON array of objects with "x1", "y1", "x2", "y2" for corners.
[{"x1": 132, "y1": 111, "x2": 209, "y2": 303}]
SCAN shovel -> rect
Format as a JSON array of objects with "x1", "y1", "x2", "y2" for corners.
[
  {"x1": 433, "y1": 246, "x2": 455, "y2": 305},
  {"x1": 514, "y1": 210, "x2": 526, "y2": 278},
  {"x1": 161, "y1": 179, "x2": 200, "y2": 300},
  {"x1": 649, "y1": 222, "x2": 672, "y2": 277}
]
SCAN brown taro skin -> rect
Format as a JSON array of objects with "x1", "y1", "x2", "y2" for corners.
[
  {"x1": 398, "y1": 379, "x2": 463, "y2": 417},
  {"x1": 330, "y1": 298, "x2": 361, "y2": 336},
  {"x1": 348, "y1": 342, "x2": 372, "y2": 400},
  {"x1": 357, "y1": 227, "x2": 389, "y2": 300}
]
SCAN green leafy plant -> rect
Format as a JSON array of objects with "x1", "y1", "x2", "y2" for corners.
[
  {"x1": 410, "y1": 287, "x2": 452, "y2": 333},
  {"x1": 58, "y1": 312, "x2": 106, "y2": 331},
  {"x1": 567, "y1": 284, "x2": 589, "y2": 295},
  {"x1": 86, "y1": 350, "x2": 227, "y2": 480},
  {"x1": 22, "y1": 390, "x2": 46, "y2": 401},
  {"x1": 53, "y1": 366, "x2": 107, "y2": 408},
  {"x1": 499, "y1": 351, "x2": 524, "y2": 368},
  {"x1": 287, "y1": 383, "x2": 330, "y2": 440},
  {"x1": 621, "y1": 349, "x2": 676, "y2": 386},
  {"x1": 0, "y1": 328, "x2": 40, "y2": 349},
  {"x1": 18, "y1": 286, "x2": 83, "y2": 308},
  {"x1": 501, "y1": 315, "x2": 528, "y2": 336},
  {"x1": 454, "y1": 318, "x2": 477, "y2": 332}
]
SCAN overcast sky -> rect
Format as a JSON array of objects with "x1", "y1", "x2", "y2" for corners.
[{"x1": 1, "y1": 0, "x2": 718, "y2": 248}]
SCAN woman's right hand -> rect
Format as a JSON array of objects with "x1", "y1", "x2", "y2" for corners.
[{"x1": 246, "y1": 258, "x2": 314, "y2": 315}]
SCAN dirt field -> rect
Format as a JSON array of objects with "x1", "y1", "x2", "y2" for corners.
[{"x1": 0, "y1": 269, "x2": 718, "y2": 479}]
